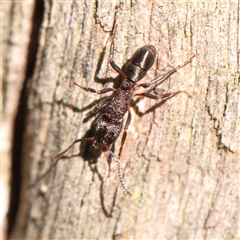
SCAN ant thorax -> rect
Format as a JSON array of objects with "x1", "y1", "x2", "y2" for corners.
[{"x1": 120, "y1": 79, "x2": 135, "y2": 90}]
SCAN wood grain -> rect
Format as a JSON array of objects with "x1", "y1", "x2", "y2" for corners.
[{"x1": 7, "y1": 1, "x2": 239, "y2": 239}]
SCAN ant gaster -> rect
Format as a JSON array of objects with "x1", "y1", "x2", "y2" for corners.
[{"x1": 54, "y1": 8, "x2": 195, "y2": 196}]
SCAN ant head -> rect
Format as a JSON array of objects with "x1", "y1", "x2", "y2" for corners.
[
  {"x1": 131, "y1": 45, "x2": 156, "y2": 71},
  {"x1": 122, "y1": 45, "x2": 156, "y2": 82}
]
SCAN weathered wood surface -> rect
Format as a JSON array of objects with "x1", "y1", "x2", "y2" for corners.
[
  {"x1": 8, "y1": 1, "x2": 239, "y2": 239},
  {"x1": 2, "y1": 1, "x2": 35, "y2": 239}
]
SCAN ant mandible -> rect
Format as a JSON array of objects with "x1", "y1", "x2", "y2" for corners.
[{"x1": 54, "y1": 7, "x2": 195, "y2": 196}]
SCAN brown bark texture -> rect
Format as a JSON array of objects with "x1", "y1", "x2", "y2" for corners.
[
  {"x1": 2, "y1": 1, "x2": 35, "y2": 239},
  {"x1": 6, "y1": 0, "x2": 239, "y2": 239}
]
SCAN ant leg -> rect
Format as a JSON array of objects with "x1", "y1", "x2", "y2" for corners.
[
  {"x1": 118, "y1": 108, "x2": 131, "y2": 159},
  {"x1": 73, "y1": 81, "x2": 116, "y2": 94},
  {"x1": 106, "y1": 145, "x2": 132, "y2": 197},
  {"x1": 160, "y1": 90, "x2": 191, "y2": 99},
  {"x1": 136, "y1": 54, "x2": 196, "y2": 90},
  {"x1": 134, "y1": 90, "x2": 191, "y2": 116},
  {"x1": 54, "y1": 137, "x2": 94, "y2": 160},
  {"x1": 135, "y1": 90, "x2": 191, "y2": 100}
]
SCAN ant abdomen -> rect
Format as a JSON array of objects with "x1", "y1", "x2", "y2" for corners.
[
  {"x1": 122, "y1": 45, "x2": 156, "y2": 82},
  {"x1": 93, "y1": 115, "x2": 122, "y2": 151}
]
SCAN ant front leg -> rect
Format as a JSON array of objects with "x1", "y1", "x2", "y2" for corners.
[
  {"x1": 136, "y1": 54, "x2": 196, "y2": 91},
  {"x1": 134, "y1": 54, "x2": 195, "y2": 101}
]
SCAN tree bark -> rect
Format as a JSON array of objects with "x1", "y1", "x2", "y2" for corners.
[
  {"x1": 2, "y1": 1, "x2": 36, "y2": 239},
  {"x1": 7, "y1": 0, "x2": 239, "y2": 239}
]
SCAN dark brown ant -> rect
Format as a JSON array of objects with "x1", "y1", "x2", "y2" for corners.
[{"x1": 54, "y1": 8, "x2": 195, "y2": 196}]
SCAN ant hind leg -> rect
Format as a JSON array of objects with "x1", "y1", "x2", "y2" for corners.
[
  {"x1": 54, "y1": 137, "x2": 94, "y2": 160},
  {"x1": 105, "y1": 143, "x2": 132, "y2": 197}
]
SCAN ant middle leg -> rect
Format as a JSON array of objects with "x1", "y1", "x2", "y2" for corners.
[
  {"x1": 133, "y1": 90, "x2": 190, "y2": 117},
  {"x1": 134, "y1": 90, "x2": 191, "y2": 100}
]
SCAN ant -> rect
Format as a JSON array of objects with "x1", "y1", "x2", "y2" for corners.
[{"x1": 54, "y1": 7, "x2": 195, "y2": 196}]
